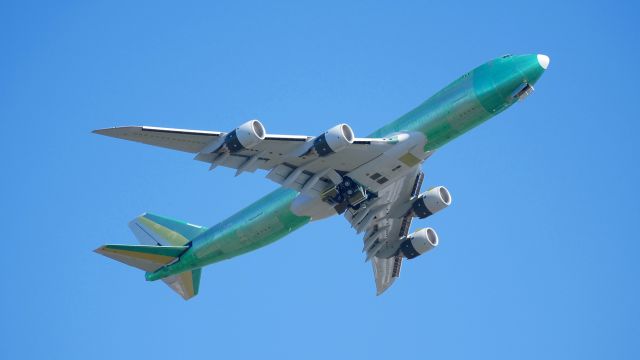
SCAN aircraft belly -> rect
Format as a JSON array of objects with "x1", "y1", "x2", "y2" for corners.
[
  {"x1": 346, "y1": 132, "x2": 429, "y2": 194},
  {"x1": 291, "y1": 194, "x2": 338, "y2": 221},
  {"x1": 186, "y1": 188, "x2": 311, "y2": 268}
]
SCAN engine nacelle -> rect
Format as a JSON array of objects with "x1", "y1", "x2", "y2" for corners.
[
  {"x1": 224, "y1": 119, "x2": 266, "y2": 152},
  {"x1": 400, "y1": 228, "x2": 439, "y2": 259},
  {"x1": 411, "y1": 186, "x2": 452, "y2": 219},
  {"x1": 312, "y1": 123, "x2": 354, "y2": 156}
]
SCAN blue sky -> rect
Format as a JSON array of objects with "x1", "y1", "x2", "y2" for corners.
[{"x1": 2, "y1": 1, "x2": 639, "y2": 359}]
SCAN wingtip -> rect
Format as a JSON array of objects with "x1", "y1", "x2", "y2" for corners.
[
  {"x1": 92, "y1": 127, "x2": 117, "y2": 136},
  {"x1": 375, "y1": 285, "x2": 390, "y2": 296},
  {"x1": 376, "y1": 284, "x2": 390, "y2": 296},
  {"x1": 374, "y1": 277, "x2": 396, "y2": 296},
  {"x1": 92, "y1": 126, "x2": 140, "y2": 136},
  {"x1": 94, "y1": 245, "x2": 107, "y2": 254}
]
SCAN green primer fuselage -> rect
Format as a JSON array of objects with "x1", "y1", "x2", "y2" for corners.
[{"x1": 146, "y1": 54, "x2": 546, "y2": 281}]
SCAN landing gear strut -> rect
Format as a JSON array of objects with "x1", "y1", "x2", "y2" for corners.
[{"x1": 322, "y1": 176, "x2": 373, "y2": 214}]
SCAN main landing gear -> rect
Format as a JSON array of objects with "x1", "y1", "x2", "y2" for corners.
[{"x1": 322, "y1": 176, "x2": 374, "y2": 214}]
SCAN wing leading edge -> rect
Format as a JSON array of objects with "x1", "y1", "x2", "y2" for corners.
[
  {"x1": 94, "y1": 125, "x2": 396, "y2": 196},
  {"x1": 93, "y1": 126, "x2": 222, "y2": 153}
]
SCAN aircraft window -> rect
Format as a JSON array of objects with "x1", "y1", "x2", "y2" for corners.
[{"x1": 501, "y1": 54, "x2": 512, "y2": 58}]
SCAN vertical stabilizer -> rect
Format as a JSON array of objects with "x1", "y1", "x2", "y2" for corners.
[
  {"x1": 129, "y1": 212, "x2": 208, "y2": 246},
  {"x1": 162, "y1": 268, "x2": 202, "y2": 300}
]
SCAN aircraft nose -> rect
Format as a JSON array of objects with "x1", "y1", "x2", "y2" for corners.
[{"x1": 537, "y1": 54, "x2": 550, "y2": 70}]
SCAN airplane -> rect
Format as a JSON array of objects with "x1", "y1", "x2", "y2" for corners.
[{"x1": 94, "y1": 53, "x2": 550, "y2": 300}]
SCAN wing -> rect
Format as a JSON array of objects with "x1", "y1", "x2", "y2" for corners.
[
  {"x1": 93, "y1": 126, "x2": 223, "y2": 153},
  {"x1": 94, "y1": 125, "x2": 396, "y2": 197},
  {"x1": 344, "y1": 169, "x2": 424, "y2": 295}
]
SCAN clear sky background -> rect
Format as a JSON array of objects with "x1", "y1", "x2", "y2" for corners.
[{"x1": 2, "y1": 1, "x2": 639, "y2": 359}]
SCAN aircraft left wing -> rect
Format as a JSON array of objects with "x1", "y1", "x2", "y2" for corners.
[
  {"x1": 344, "y1": 168, "x2": 425, "y2": 295},
  {"x1": 93, "y1": 126, "x2": 223, "y2": 153},
  {"x1": 94, "y1": 121, "x2": 397, "y2": 197}
]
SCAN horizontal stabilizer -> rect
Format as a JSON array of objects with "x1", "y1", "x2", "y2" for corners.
[{"x1": 95, "y1": 244, "x2": 188, "y2": 272}]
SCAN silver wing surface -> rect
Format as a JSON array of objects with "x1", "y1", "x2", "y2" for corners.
[
  {"x1": 344, "y1": 168, "x2": 424, "y2": 295},
  {"x1": 94, "y1": 125, "x2": 396, "y2": 197}
]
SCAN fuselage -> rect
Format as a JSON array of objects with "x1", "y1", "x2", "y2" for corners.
[{"x1": 146, "y1": 54, "x2": 548, "y2": 281}]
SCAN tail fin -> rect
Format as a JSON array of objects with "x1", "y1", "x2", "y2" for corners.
[
  {"x1": 129, "y1": 212, "x2": 208, "y2": 246},
  {"x1": 162, "y1": 268, "x2": 202, "y2": 300},
  {"x1": 96, "y1": 212, "x2": 208, "y2": 300}
]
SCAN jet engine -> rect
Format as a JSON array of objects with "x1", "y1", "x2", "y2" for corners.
[
  {"x1": 224, "y1": 120, "x2": 266, "y2": 152},
  {"x1": 411, "y1": 186, "x2": 452, "y2": 219},
  {"x1": 312, "y1": 123, "x2": 354, "y2": 156},
  {"x1": 399, "y1": 227, "x2": 439, "y2": 259}
]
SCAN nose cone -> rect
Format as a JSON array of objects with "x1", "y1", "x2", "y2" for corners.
[
  {"x1": 537, "y1": 54, "x2": 550, "y2": 70},
  {"x1": 473, "y1": 54, "x2": 549, "y2": 113},
  {"x1": 502, "y1": 54, "x2": 549, "y2": 87},
  {"x1": 519, "y1": 54, "x2": 548, "y2": 84}
]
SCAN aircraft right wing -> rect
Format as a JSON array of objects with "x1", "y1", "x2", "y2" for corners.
[{"x1": 344, "y1": 168, "x2": 425, "y2": 295}]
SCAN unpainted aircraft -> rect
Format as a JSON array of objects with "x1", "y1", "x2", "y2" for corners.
[{"x1": 95, "y1": 54, "x2": 550, "y2": 299}]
